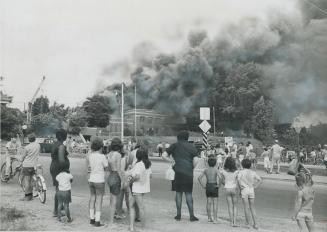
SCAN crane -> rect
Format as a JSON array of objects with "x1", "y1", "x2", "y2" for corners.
[{"x1": 26, "y1": 76, "x2": 46, "y2": 125}]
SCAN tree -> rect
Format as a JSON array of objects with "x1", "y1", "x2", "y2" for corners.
[
  {"x1": 210, "y1": 63, "x2": 267, "y2": 130},
  {"x1": 1, "y1": 105, "x2": 25, "y2": 140},
  {"x1": 32, "y1": 96, "x2": 50, "y2": 116},
  {"x1": 31, "y1": 113, "x2": 61, "y2": 136},
  {"x1": 50, "y1": 102, "x2": 68, "y2": 123},
  {"x1": 67, "y1": 107, "x2": 88, "y2": 135},
  {"x1": 251, "y1": 96, "x2": 274, "y2": 143},
  {"x1": 82, "y1": 95, "x2": 114, "y2": 128}
]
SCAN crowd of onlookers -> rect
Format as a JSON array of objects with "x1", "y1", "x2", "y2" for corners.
[{"x1": 3, "y1": 132, "x2": 324, "y2": 232}]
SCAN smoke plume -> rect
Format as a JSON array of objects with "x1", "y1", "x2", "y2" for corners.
[{"x1": 98, "y1": 0, "x2": 327, "y2": 125}]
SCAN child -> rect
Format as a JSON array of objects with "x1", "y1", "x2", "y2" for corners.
[
  {"x1": 220, "y1": 157, "x2": 239, "y2": 227},
  {"x1": 261, "y1": 147, "x2": 270, "y2": 173},
  {"x1": 237, "y1": 159, "x2": 262, "y2": 229},
  {"x1": 128, "y1": 147, "x2": 152, "y2": 232},
  {"x1": 249, "y1": 149, "x2": 257, "y2": 170},
  {"x1": 198, "y1": 157, "x2": 222, "y2": 223},
  {"x1": 292, "y1": 172, "x2": 315, "y2": 232},
  {"x1": 55, "y1": 168, "x2": 73, "y2": 223}
]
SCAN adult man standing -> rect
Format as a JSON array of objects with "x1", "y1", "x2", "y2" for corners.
[
  {"x1": 163, "y1": 131, "x2": 199, "y2": 222},
  {"x1": 157, "y1": 142, "x2": 164, "y2": 157},
  {"x1": 21, "y1": 133, "x2": 40, "y2": 201},
  {"x1": 270, "y1": 140, "x2": 284, "y2": 174},
  {"x1": 5, "y1": 137, "x2": 20, "y2": 178}
]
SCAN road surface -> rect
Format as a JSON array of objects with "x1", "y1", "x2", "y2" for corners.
[{"x1": 4, "y1": 155, "x2": 327, "y2": 222}]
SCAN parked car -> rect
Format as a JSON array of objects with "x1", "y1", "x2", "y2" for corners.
[{"x1": 36, "y1": 138, "x2": 56, "y2": 153}]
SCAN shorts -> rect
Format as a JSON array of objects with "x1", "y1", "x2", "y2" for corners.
[
  {"x1": 296, "y1": 212, "x2": 314, "y2": 222},
  {"x1": 56, "y1": 190, "x2": 72, "y2": 204},
  {"x1": 89, "y1": 182, "x2": 105, "y2": 195},
  {"x1": 225, "y1": 187, "x2": 237, "y2": 196},
  {"x1": 241, "y1": 187, "x2": 255, "y2": 199},
  {"x1": 239, "y1": 155, "x2": 244, "y2": 162},
  {"x1": 174, "y1": 171, "x2": 193, "y2": 193},
  {"x1": 206, "y1": 183, "x2": 219, "y2": 198},
  {"x1": 272, "y1": 156, "x2": 280, "y2": 164},
  {"x1": 22, "y1": 167, "x2": 35, "y2": 176},
  {"x1": 108, "y1": 172, "x2": 121, "y2": 195},
  {"x1": 264, "y1": 157, "x2": 270, "y2": 168}
]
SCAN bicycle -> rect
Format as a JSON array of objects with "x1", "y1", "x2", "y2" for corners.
[
  {"x1": 20, "y1": 164, "x2": 47, "y2": 204},
  {"x1": 0, "y1": 157, "x2": 23, "y2": 184}
]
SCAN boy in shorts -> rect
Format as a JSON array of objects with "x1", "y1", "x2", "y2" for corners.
[
  {"x1": 56, "y1": 168, "x2": 73, "y2": 222},
  {"x1": 237, "y1": 159, "x2": 262, "y2": 229},
  {"x1": 198, "y1": 156, "x2": 222, "y2": 223}
]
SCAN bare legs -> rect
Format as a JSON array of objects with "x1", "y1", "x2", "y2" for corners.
[
  {"x1": 226, "y1": 192, "x2": 238, "y2": 226},
  {"x1": 109, "y1": 194, "x2": 117, "y2": 224},
  {"x1": 296, "y1": 217, "x2": 315, "y2": 232},
  {"x1": 242, "y1": 197, "x2": 258, "y2": 229},
  {"x1": 206, "y1": 197, "x2": 218, "y2": 223},
  {"x1": 129, "y1": 194, "x2": 145, "y2": 231}
]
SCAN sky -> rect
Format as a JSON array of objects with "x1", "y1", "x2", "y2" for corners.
[{"x1": 0, "y1": 0, "x2": 295, "y2": 110}]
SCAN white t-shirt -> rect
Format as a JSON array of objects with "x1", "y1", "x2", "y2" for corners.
[
  {"x1": 131, "y1": 161, "x2": 152, "y2": 194},
  {"x1": 237, "y1": 169, "x2": 261, "y2": 190},
  {"x1": 56, "y1": 172, "x2": 73, "y2": 191},
  {"x1": 88, "y1": 151, "x2": 108, "y2": 183},
  {"x1": 221, "y1": 170, "x2": 239, "y2": 189}
]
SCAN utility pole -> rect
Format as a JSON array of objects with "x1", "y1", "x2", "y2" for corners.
[
  {"x1": 134, "y1": 85, "x2": 137, "y2": 138},
  {"x1": 213, "y1": 106, "x2": 216, "y2": 135},
  {"x1": 121, "y1": 83, "x2": 124, "y2": 143}
]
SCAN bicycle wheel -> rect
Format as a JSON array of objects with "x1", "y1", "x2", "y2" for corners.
[
  {"x1": 36, "y1": 176, "x2": 46, "y2": 204},
  {"x1": 0, "y1": 163, "x2": 9, "y2": 183},
  {"x1": 11, "y1": 159, "x2": 21, "y2": 177}
]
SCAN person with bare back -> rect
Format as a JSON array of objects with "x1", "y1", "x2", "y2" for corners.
[{"x1": 107, "y1": 138, "x2": 124, "y2": 224}]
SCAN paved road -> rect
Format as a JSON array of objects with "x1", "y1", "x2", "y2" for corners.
[{"x1": 5, "y1": 155, "x2": 327, "y2": 222}]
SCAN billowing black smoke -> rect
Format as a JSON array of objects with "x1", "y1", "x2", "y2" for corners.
[{"x1": 98, "y1": 0, "x2": 327, "y2": 124}]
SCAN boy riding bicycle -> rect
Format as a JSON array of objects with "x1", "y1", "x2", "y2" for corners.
[
  {"x1": 5, "y1": 137, "x2": 21, "y2": 179},
  {"x1": 20, "y1": 133, "x2": 40, "y2": 201}
]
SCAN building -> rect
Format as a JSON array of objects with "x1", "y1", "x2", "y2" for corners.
[
  {"x1": 108, "y1": 109, "x2": 185, "y2": 136},
  {"x1": 0, "y1": 91, "x2": 13, "y2": 106}
]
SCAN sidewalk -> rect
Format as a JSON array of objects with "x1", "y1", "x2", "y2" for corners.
[{"x1": 150, "y1": 156, "x2": 327, "y2": 186}]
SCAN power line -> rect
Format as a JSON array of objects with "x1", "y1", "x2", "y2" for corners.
[{"x1": 302, "y1": 0, "x2": 327, "y2": 16}]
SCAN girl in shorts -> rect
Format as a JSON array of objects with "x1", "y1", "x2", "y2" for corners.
[
  {"x1": 86, "y1": 138, "x2": 109, "y2": 227},
  {"x1": 198, "y1": 157, "x2": 222, "y2": 223},
  {"x1": 128, "y1": 147, "x2": 152, "y2": 232},
  {"x1": 220, "y1": 157, "x2": 239, "y2": 227},
  {"x1": 293, "y1": 172, "x2": 315, "y2": 232}
]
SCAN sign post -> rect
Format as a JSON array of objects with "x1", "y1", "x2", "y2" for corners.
[{"x1": 199, "y1": 107, "x2": 211, "y2": 149}]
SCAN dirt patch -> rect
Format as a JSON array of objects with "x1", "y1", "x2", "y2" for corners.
[{"x1": 0, "y1": 206, "x2": 30, "y2": 231}]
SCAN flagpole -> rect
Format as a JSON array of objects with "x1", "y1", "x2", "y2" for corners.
[
  {"x1": 134, "y1": 85, "x2": 137, "y2": 138},
  {"x1": 121, "y1": 83, "x2": 124, "y2": 142},
  {"x1": 213, "y1": 106, "x2": 216, "y2": 135}
]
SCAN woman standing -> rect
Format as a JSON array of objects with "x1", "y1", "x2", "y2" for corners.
[
  {"x1": 128, "y1": 147, "x2": 152, "y2": 232},
  {"x1": 86, "y1": 137, "x2": 108, "y2": 227},
  {"x1": 50, "y1": 129, "x2": 70, "y2": 217}
]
